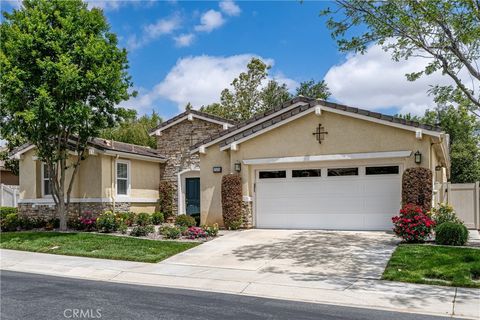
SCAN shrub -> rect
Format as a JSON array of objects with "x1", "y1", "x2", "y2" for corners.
[
  {"x1": 1, "y1": 213, "x2": 19, "y2": 231},
  {"x1": 392, "y1": 204, "x2": 435, "y2": 243},
  {"x1": 130, "y1": 225, "x2": 155, "y2": 237},
  {"x1": 135, "y1": 212, "x2": 152, "y2": 226},
  {"x1": 0, "y1": 207, "x2": 17, "y2": 220},
  {"x1": 402, "y1": 167, "x2": 432, "y2": 212},
  {"x1": 45, "y1": 218, "x2": 60, "y2": 230},
  {"x1": 118, "y1": 221, "x2": 128, "y2": 234},
  {"x1": 96, "y1": 211, "x2": 118, "y2": 233},
  {"x1": 202, "y1": 223, "x2": 219, "y2": 237},
  {"x1": 75, "y1": 212, "x2": 97, "y2": 231},
  {"x1": 191, "y1": 213, "x2": 200, "y2": 227},
  {"x1": 431, "y1": 203, "x2": 462, "y2": 228},
  {"x1": 160, "y1": 225, "x2": 181, "y2": 239},
  {"x1": 151, "y1": 212, "x2": 164, "y2": 225},
  {"x1": 175, "y1": 214, "x2": 196, "y2": 227},
  {"x1": 185, "y1": 226, "x2": 206, "y2": 239},
  {"x1": 115, "y1": 212, "x2": 136, "y2": 226},
  {"x1": 435, "y1": 222, "x2": 469, "y2": 246},
  {"x1": 221, "y1": 174, "x2": 243, "y2": 229},
  {"x1": 159, "y1": 181, "x2": 174, "y2": 219}
]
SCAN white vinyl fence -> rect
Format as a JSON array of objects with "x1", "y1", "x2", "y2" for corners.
[
  {"x1": 445, "y1": 182, "x2": 479, "y2": 229},
  {"x1": 0, "y1": 184, "x2": 19, "y2": 207}
]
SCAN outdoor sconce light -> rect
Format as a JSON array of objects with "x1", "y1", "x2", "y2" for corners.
[
  {"x1": 234, "y1": 161, "x2": 241, "y2": 172},
  {"x1": 414, "y1": 150, "x2": 422, "y2": 164}
]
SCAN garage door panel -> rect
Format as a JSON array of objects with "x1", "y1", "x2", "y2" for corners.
[{"x1": 256, "y1": 167, "x2": 401, "y2": 230}]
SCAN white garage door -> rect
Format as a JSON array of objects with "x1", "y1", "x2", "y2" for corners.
[{"x1": 255, "y1": 165, "x2": 401, "y2": 230}]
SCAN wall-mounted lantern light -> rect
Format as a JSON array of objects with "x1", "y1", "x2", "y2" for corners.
[
  {"x1": 414, "y1": 150, "x2": 422, "y2": 164},
  {"x1": 234, "y1": 161, "x2": 241, "y2": 172}
]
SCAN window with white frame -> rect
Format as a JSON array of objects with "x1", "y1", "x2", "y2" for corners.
[
  {"x1": 42, "y1": 163, "x2": 52, "y2": 196},
  {"x1": 116, "y1": 160, "x2": 130, "y2": 196}
]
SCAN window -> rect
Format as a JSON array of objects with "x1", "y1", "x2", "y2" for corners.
[
  {"x1": 259, "y1": 170, "x2": 286, "y2": 179},
  {"x1": 366, "y1": 166, "x2": 399, "y2": 175},
  {"x1": 327, "y1": 167, "x2": 358, "y2": 176},
  {"x1": 292, "y1": 169, "x2": 321, "y2": 178},
  {"x1": 116, "y1": 160, "x2": 130, "y2": 196},
  {"x1": 42, "y1": 164, "x2": 52, "y2": 196}
]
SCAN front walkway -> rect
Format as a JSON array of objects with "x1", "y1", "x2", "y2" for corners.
[{"x1": 1, "y1": 232, "x2": 479, "y2": 319}]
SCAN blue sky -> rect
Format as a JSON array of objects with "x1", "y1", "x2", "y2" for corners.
[{"x1": 2, "y1": 0, "x2": 448, "y2": 120}]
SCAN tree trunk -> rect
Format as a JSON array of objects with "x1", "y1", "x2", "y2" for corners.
[{"x1": 57, "y1": 189, "x2": 67, "y2": 231}]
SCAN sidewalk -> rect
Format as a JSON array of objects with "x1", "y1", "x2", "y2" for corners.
[{"x1": 1, "y1": 249, "x2": 479, "y2": 319}]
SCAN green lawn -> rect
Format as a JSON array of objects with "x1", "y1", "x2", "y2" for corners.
[
  {"x1": 0, "y1": 232, "x2": 199, "y2": 263},
  {"x1": 382, "y1": 244, "x2": 480, "y2": 288}
]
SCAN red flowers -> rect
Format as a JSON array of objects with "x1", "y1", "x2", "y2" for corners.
[
  {"x1": 185, "y1": 226, "x2": 207, "y2": 239},
  {"x1": 392, "y1": 204, "x2": 435, "y2": 242}
]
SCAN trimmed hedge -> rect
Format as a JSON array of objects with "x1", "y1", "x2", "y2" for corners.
[
  {"x1": 159, "y1": 181, "x2": 174, "y2": 218},
  {"x1": 0, "y1": 207, "x2": 17, "y2": 219},
  {"x1": 221, "y1": 174, "x2": 243, "y2": 229},
  {"x1": 402, "y1": 167, "x2": 432, "y2": 212},
  {"x1": 435, "y1": 222, "x2": 469, "y2": 246}
]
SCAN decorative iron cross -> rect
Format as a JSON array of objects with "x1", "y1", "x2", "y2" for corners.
[{"x1": 312, "y1": 123, "x2": 328, "y2": 144}]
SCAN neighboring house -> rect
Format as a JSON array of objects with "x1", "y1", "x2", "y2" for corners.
[
  {"x1": 0, "y1": 159, "x2": 19, "y2": 186},
  {"x1": 149, "y1": 109, "x2": 234, "y2": 216},
  {"x1": 12, "y1": 97, "x2": 450, "y2": 230},
  {"x1": 191, "y1": 97, "x2": 450, "y2": 230},
  {"x1": 11, "y1": 138, "x2": 165, "y2": 219}
]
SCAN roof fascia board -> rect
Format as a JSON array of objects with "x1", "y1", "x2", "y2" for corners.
[
  {"x1": 322, "y1": 106, "x2": 442, "y2": 137},
  {"x1": 100, "y1": 149, "x2": 166, "y2": 163},
  {"x1": 149, "y1": 113, "x2": 233, "y2": 136},
  {"x1": 242, "y1": 150, "x2": 413, "y2": 165}
]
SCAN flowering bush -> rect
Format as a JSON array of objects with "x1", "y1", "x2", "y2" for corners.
[
  {"x1": 185, "y1": 226, "x2": 207, "y2": 239},
  {"x1": 78, "y1": 212, "x2": 97, "y2": 231},
  {"x1": 431, "y1": 203, "x2": 462, "y2": 229},
  {"x1": 201, "y1": 223, "x2": 219, "y2": 237},
  {"x1": 392, "y1": 204, "x2": 435, "y2": 242},
  {"x1": 115, "y1": 212, "x2": 136, "y2": 226},
  {"x1": 96, "y1": 211, "x2": 118, "y2": 233}
]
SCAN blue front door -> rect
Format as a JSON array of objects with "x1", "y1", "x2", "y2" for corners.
[{"x1": 185, "y1": 177, "x2": 200, "y2": 215}]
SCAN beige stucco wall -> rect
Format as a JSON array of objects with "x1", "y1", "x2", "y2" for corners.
[
  {"x1": 200, "y1": 110, "x2": 449, "y2": 226},
  {"x1": 18, "y1": 148, "x2": 160, "y2": 205}
]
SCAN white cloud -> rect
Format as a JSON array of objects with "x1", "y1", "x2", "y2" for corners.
[
  {"x1": 219, "y1": 0, "x2": 241, "y2": 16},
  {"x1": 121, "y1": 54, "x2": 297, "y2": 113},
  {"x1": 324, "y1": 44, "x2": 470, "y2": 116},
  {"x1": 174, "y1": 33, "x2": 195, "y2": 47},
  {"x1": 127, "y1": 14, "x2": 181, "y2": 50},
  {"x1": 86, "y1": 0, "x2": 123, "y2": 11},
  {"x1": 194, "y1": 10, "x2": 225, "y2": 33}
]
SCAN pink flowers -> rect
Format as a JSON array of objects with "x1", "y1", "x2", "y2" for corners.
[
  {"x1": 78, "y1": 211, "x2": 97, "y2": 231},
  {"x1": 185, "y1": 226, "x2": 207, "y2": 239},
  {"x1": 392, "y1": 204, "x2": 435, "y2": 242}
]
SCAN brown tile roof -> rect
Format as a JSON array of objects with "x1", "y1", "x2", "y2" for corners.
[
  {"x1": 9, "y1": 138, "x2": 166, "y2": 161},
  {"x1": 149, "y1": 109, "x2": 236, "y2": 134},
  {"x1": 191, "y1": 97, "x2": 443, "y2": 150}
]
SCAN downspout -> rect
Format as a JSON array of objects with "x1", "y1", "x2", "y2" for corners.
[{"x1": 112, "y1": 155, "x2": 119, "y2": 213}]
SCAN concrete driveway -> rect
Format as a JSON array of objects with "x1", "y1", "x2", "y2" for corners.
[{"x1": 163, "y1": 229, "x2": 399, "y2": 279}]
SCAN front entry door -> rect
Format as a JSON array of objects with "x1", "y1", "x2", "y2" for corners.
[{"x1": 185, "y1": 177, "x2": 200, "y2": 215}]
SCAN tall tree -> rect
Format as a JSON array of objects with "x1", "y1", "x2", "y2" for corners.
[
  {"x1": 398, "y1": 104, "x2": 480, "y2": 183},
  {"x1": 0, "y1": 0, "x2": 134, "y2": 230},
  {"x1": 321, "y1": 0, "x2": 480, "y2": 116},
  {"x1": 201, "y1": 58, "x2": 331, "y2": 121},
  {"x1": 100, "y1": 111, "x2": 162, "y2": 149},
  {"x1": 296, "y1": 80, "x2": 331, "y2": 100}
]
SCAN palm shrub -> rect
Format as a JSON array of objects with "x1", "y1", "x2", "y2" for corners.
[
  {"x1": 435, "y1": 222, "x2": 469, "y2": 246},
  {"x1": 221, "y1": 173, "x2": 243, "y2": 229}
]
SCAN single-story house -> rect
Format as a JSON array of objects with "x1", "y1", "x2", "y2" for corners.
[{"x1": 12, "y1": 97, "x2": 450, "y2": 230}]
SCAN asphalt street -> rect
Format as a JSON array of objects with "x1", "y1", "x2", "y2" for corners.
[{"x1": 0, "y1": 271, "x2": 458, "y2": 320}]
